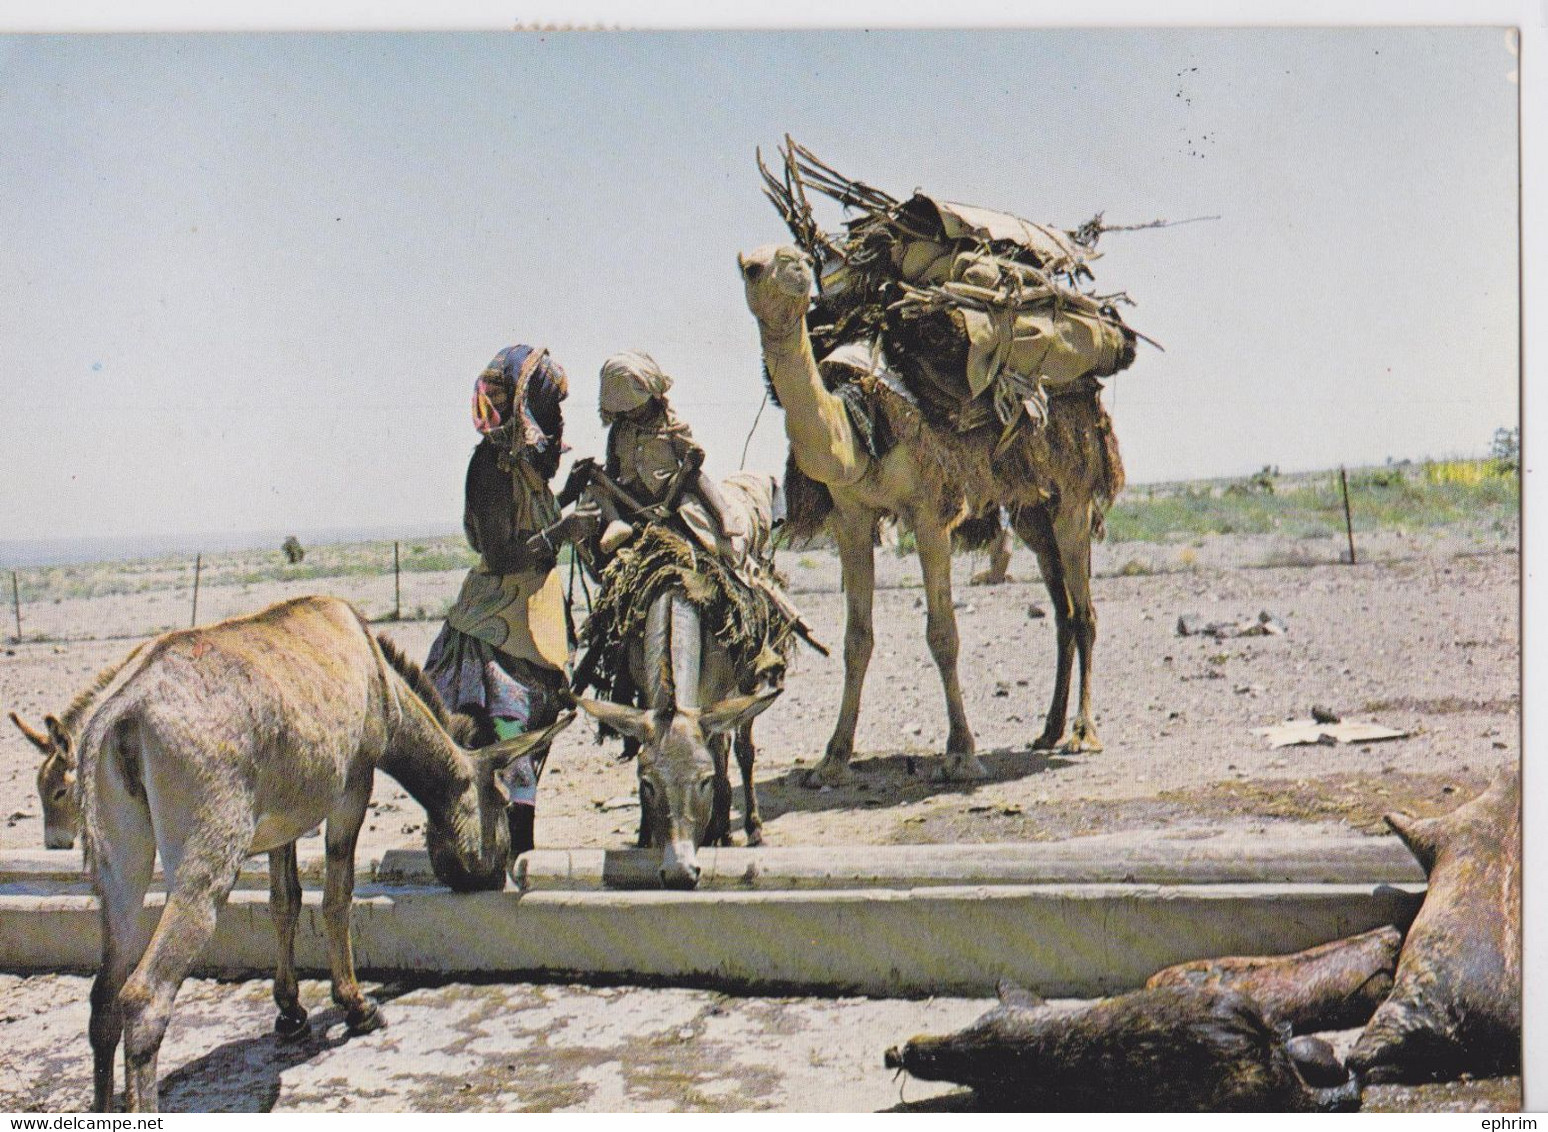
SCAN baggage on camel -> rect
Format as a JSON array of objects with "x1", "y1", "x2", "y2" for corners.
[{"x1": 758, "y1": 137, "x2": 1146, "y2": 449}]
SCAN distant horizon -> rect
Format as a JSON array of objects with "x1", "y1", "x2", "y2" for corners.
[{"x1": 0, "y1": 442, "x2": 1513, "y2": 569}]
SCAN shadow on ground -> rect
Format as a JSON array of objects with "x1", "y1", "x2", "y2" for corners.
[
  {"x1": 752, "y1": 745, "x2": 1078, "y2": 823},
  {"x1": 155, "y1": 984, "x2": 416, "y2": 1113}
]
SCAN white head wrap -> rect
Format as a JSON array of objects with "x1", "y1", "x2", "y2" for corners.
[{"x1": 599, "y1": 351, "x2": 673, "y2": 422}]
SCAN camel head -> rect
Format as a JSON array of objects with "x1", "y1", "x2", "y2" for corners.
[
  {"x1": 738, "y1": 245, "x2": 814, "y2": 340},
  {"x1": 579, "y1": 689, "x2": 781, "y2": 889},
  {"x1": 424, "y1": 710, "x2": 576, "y2": 893},
  {"x1": 11, "y1": 712, "x2": 77, "y2": 850}
]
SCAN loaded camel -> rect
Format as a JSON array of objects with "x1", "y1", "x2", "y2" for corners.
[
  {"x1": 47, "y1": 595, "x2": 570, "y2": 1112},
  {"x1": 738, "y1": 245, "x2": 1123, "y2": 785}
]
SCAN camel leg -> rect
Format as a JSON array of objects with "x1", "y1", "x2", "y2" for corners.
[
  {"x1": 1054, "y1": 505, "x2": 1102, "y2": 753},
  {"x1": 915, "y1": 517, "x2": 982, "y2": 779},
  {"x1": 1015, "y1": 505, "x2": 1102, "y2": 753},
  {"x1": 269, "y1": 844, "x2": 309, "y2": 1041},
  {"x1": 118, "y1": 827, "x2": 250, "y2": 1113},
  {"x1": 88, "y1": 780, "x2": 157, "y2": 1112},
  {"x1": 1015, "y1": 506, "x2": 1075, "y2": 750},
  {"x1": 322, "y1": 780, "x2": 384, "y2": 1034},
  {"x1": 734, "y1": 724, "x2": 763, "y2": 846},
  {"x1": 808, "y1": 506, "x2": 877, "y2": 787}
]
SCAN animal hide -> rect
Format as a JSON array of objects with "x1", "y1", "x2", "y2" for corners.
[
  {"x1": 1346, "y1": 772, "x2": 1521, "y2": 1083},
  {"x1": 1146, "y1": 925, "x2": 1402, "y2": 1034}
]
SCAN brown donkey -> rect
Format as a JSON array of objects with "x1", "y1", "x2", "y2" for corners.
[{"x1": 70, "y1": 595, "x2": 571, "y2": 1112}]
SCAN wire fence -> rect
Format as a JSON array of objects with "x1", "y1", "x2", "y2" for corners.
[{"x1": 3, "y1": 539, "x2": 477, "y2": 646}]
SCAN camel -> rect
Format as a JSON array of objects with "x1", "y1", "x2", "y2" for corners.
[
  {"x1": 739, "y1": 245, "x2": 1123, "y2": 785},
  {"x1": 579, "y1": 586, "x2": 780, "y2": 888},
  {"x1": 68, "y1": 595, "x2": 571, "y2": 1112}
]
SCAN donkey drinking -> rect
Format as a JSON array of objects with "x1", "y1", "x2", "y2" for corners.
[
  {"x1": 67, "y1": 595, "x2": 571, "y2": 1112},
  {"x1": 579, "y1": 587, "x2": 780, "y2": 889}
]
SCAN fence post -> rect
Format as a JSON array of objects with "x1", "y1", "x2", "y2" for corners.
[
  {"x1": 1339, "y1": 467, "x2": 1357, "y2": 566},
  {"x1": 394, "y1": 541, "x2": 401, "y2": 621},
  {"x1": 191, "y1": 554, "x2": 202, "y2": 627},
  {"x1": 10, "y1": 571, "x2": 20, "y2": 642}
]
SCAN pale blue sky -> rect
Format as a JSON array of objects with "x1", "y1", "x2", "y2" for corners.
[{"x1": 0, "y1": 27, "x2": 1520, "y2": 541}]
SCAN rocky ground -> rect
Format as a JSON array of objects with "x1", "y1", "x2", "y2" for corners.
[
  {"x1": 2, "y1": 526, "x2": 1517, "y2": 856},
  {"x1": 0, "y1": 524, "x2": 1521, "y2": 1112}
]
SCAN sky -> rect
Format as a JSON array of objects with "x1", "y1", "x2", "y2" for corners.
[{"x1": 0, "y1": 25, "x2": 1522, "y2": 544}]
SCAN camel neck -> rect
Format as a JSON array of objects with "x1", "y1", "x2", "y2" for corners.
[{"x1": 761, "y1": 321, "x2": 869, "y2": 488}]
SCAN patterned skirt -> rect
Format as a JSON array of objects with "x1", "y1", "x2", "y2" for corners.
[{"x1": 425, "y1": 622, "x2": 566, "y2": 853}]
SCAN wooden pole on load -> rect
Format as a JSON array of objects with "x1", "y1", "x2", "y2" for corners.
[
  {"x1": 191, "y1": 554, "x2": 202, "y2": 627},
  {"x1": 394, "y1": 541, "x2": 401, "y2": 621},
  {"x1": 1339, "y1": 468, "x2": 1357, "y2": 566},
  {"x1": 10, "y1": 571, "x2": 20, "y2": 642}
]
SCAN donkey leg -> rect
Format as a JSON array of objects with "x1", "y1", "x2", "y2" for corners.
[
  {"x1": 734, "y1": 724, "x2": 763, "y2": 847},
  {"x1": 88, "y1": 790, "x2": 157, "y2": 1112},
  {"x1": 118, "y1": 830, "x2": 248, "y2": 1113},
  {"x1": 809, "y1": 506, "x2": 877, "y2": 787},
  {"x1": 914, "y1": 517, "x2": 981, "y2": 780},
  {"x1": 1015, "y1": 507, "x2": 1076, "y2": 751},
  {"x1": 268, "y1": 844, "x2": 308, "y2": 1041},
  {"x1": 322, "y1": 783, "x2": 383, "y2": 1034},
  {"x1": 708, "y1": 733, "x2": 734, "y2": 847}
]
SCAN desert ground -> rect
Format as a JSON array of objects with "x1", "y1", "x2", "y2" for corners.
[
  {"x1": 0, "y1": 489, "x2": 1520, "y2": 1113},
  {"x1": 1, "y1": 522, "x2": 1518, "y2": 855}
]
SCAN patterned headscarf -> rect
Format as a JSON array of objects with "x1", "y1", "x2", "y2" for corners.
[
  {"x1": 598, "y1": 351, "x2": 674, "y2": 424},
  {"x1": 473, "y1": 345, "x2": 565, "y2": 450}
]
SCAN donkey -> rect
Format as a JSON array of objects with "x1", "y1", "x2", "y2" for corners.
[
  {"x1": 579, "y1": 587, "x2": 780, "y2": 889},
  {"x1": 70, "y1": 595, "x2": 572, "y2": 1113},
  {"x1": 11, "y1": 645, "x2": 146, "y2": 850}
]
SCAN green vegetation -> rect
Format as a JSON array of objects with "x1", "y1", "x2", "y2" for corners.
[
  {"x1": 1106, "y1": 459, "x2": 1518, "y2": 544},
  {"x1": 5, "y1": 457, "x2": 1518, "y2": 610},
  {"x1": 11, "y1": 535, "x2": 481, "y2": 605}
]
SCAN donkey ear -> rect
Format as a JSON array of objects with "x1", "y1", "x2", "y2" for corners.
[
  {"x1": 44, "y1": 715, "x2": 71, "y2": 757},
  {"x1": 577, "y1": 698, "x2": 656, "y2": 744},
  {"x1": 699, "y1": 688, "x2": 782, "y2": 736},
  {"x1": 483, "y1": 711, "x2": 577, "y2": 772},
  {"x1": 10, "y1": 712, "x2": 52, "y2": 754}
]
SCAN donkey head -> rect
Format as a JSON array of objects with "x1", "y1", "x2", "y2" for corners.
[
  {"x1": 11, "y1": 712, "x2": 77, "y2": 850},
  {"x1": 579, "y1": 690, "x2": 780, "y2": 889},
  {"x1": 425, "y1": 711, "x2": 576, "y2": 893}
]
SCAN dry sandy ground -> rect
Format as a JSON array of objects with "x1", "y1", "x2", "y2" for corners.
[
  {"x1": 1, "y1": 527, "x2": 1518, "y2": 855},
  {"x1": 0, "y1": 975, "x2": 1519, "y2": 1113},
  {"x1": 0, "y1": 528, "x2": 1521, "y2": 1113}
]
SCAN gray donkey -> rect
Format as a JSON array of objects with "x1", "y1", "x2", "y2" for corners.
[
  {"x1": 69, "y1": 595, "x2": 571, "y2": 1112},
  {"x1": 580, "y1": 588, "x2": 780, "y2": 889}
]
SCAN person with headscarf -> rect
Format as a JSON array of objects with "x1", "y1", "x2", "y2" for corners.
[
  {"x1": 547, "y1": 350, "x2": 744, "y2": 559},
  {"x1": 425, "y1": 344, "x2": 570, "y2": 859}
]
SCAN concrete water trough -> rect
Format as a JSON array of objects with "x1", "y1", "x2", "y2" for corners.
[{"x1": 0, "y1": 833, "x2": 1425, "y2": 997}]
